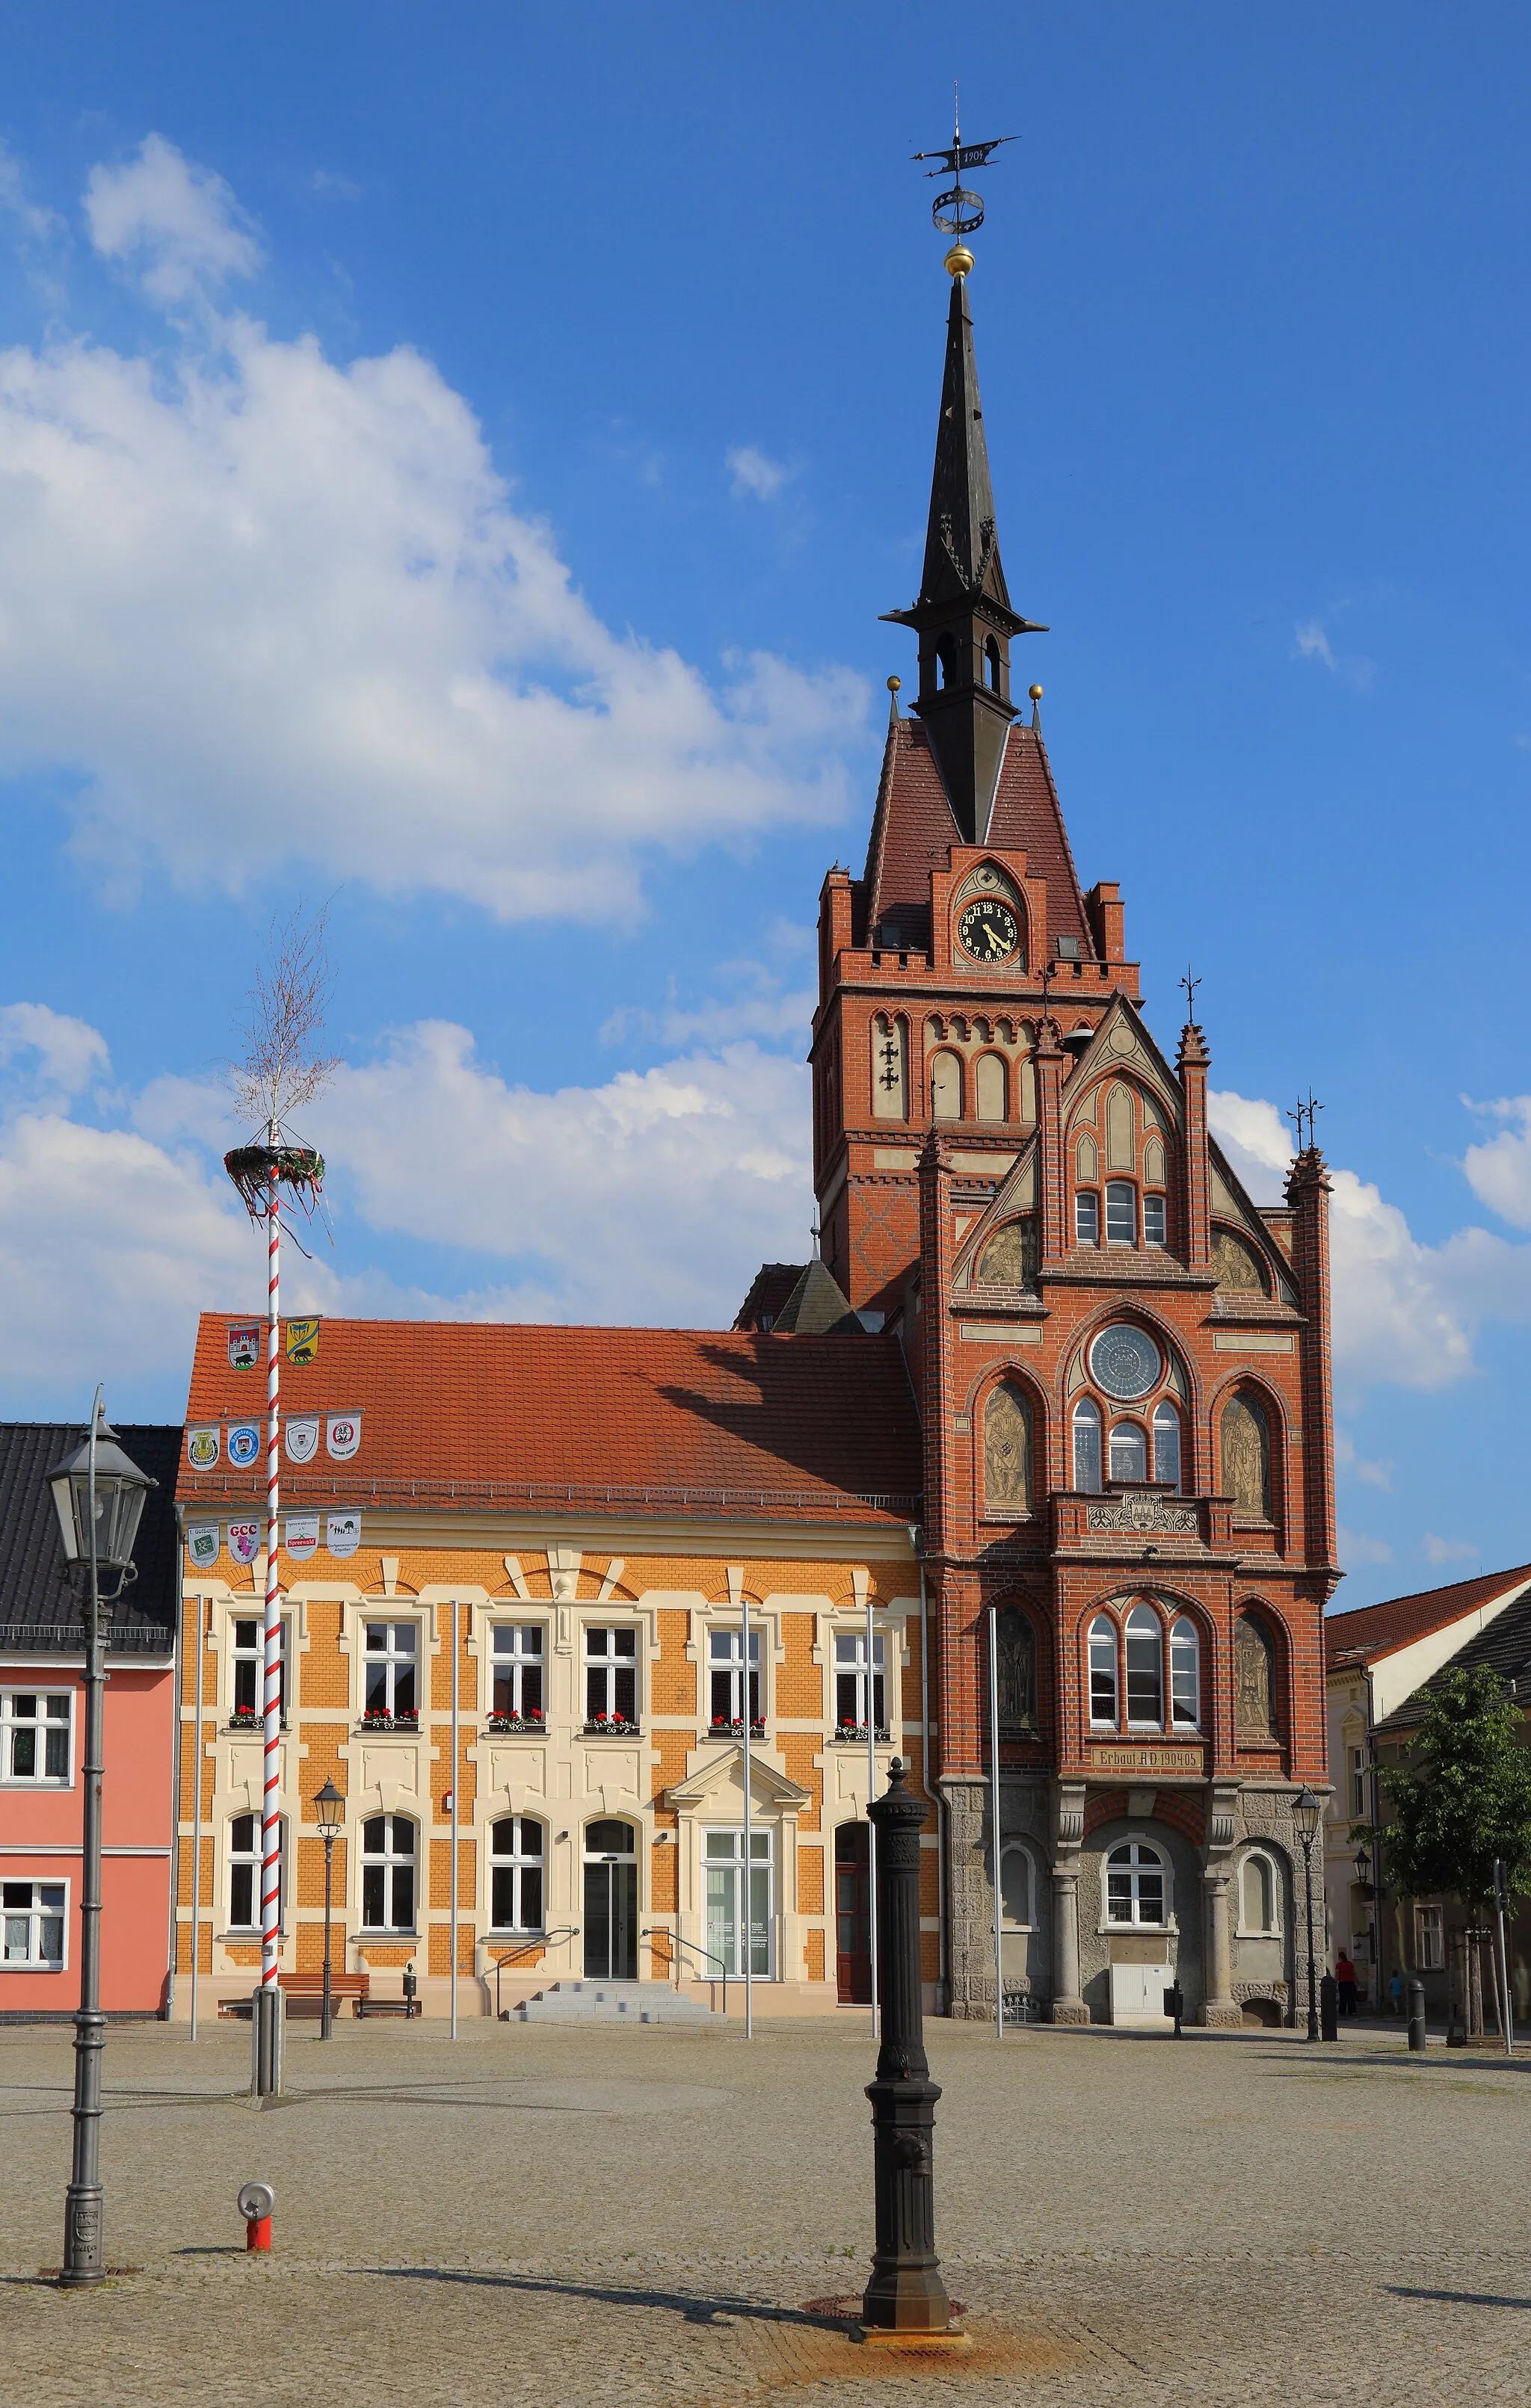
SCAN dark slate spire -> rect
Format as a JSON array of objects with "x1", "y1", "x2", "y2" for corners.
[{"x1": 883, "y1": 256, "x2": 1046, "y2": 845}]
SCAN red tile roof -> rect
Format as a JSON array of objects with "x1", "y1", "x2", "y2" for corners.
[
  {"x1": 1324, "y1": 1563, "x2": 1531, "y2": 1672},
  {"x1": 863, "y1": 715, "x2": 1093, "y2": 959},
  {"x1": 178, "y1": 1315, "x2": 922, "y2": 1525}
]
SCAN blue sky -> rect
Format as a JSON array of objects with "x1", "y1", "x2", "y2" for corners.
[{"x1": 1, "y1": 3, "x2": 1530, "y2": 1607}]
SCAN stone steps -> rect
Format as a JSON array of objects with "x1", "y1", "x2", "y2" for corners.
[{"x1": 509, "y1": 1980, "x2": 721, "y2": 2025}]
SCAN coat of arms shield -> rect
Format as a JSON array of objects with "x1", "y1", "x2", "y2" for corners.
[
  {"x1": 186, "y1": 1522, "x2": 220, "y2": 1569},
  {"x1": 284, "y1": 1317, "x2": 321, "y2": 1366},
  {"x1": 227, "y1": 1324, "x2": 260, "y2": 1370},
  {"x1": 284, "y1": 1416, "x2": 320, "y2": 1465},
  {"x1": 227, "y1": 1521, "x2": 262, "y2": 1565},
  {"x1": 326, "y1": 1413, "x2": 360, "y2": 1460},
  {"x1": 186, "y1": 1426, "x2": 220, "y2": 1471},
  {"x1": 227, "y1": 1421, "x2": 261, "y2": 1469}
]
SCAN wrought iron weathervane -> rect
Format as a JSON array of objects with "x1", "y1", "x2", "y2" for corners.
[{"x1": 912, "y1": 87, "x2": 1015, "y2": 240}]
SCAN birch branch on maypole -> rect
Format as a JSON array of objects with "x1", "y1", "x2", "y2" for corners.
[{"x1": 226, "y1": 909, "x2": 336, "y2": 2050}]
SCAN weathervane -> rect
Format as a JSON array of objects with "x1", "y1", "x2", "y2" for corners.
[
  {"x1": 1287, "y1": 1090, "x2": 1325, "y2": 1150},
  {"x1": 912, "y1": 85, "x2": 1015, "y2": 241},
  {"x1": 1179, "y1": 966, "x2": 1201, "y2": 1022}
]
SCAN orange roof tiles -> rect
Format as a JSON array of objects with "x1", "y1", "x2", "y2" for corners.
[
  {"x1": 178, "y1": 1314, "x2": 922, "y2": 1525},
  {"x1": 1324, "y1": 1563, "x2": 1531, "y2": 1672}
]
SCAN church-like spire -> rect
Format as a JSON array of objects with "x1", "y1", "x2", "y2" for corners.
[{"x1": 883, "y1": 253, "x2": 1046, "y2": 845}]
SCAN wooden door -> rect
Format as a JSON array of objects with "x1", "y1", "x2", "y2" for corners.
[{"x1": 834, "y1": 1821, "x2": 872, "y2": 2004}]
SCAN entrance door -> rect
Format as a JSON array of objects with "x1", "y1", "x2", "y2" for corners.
[
  {"x1": 583, "y1": 1818, "x2": 638, "y2": 1978},
  {"x1": 835, "y1": 1822, "x2": 872, "y2": 2004}
]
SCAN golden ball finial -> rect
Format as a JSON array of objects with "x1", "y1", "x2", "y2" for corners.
[
  {"x1": 887, "y1": 675, "x2": 902, "y2": 693},
  {"x1": 1029, "y1": 684, "x2": 1044, "y2": 702},
  {"x1": 943, "y1": 241, "x2": 974, "y2": 278}
]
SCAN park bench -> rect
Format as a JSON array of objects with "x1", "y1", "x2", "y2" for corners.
[{"x1": 218, "y1": 1972, "x2": 370, "y2": 2019}]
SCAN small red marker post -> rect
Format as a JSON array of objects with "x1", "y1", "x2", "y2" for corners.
[{"x1": 237, "y1": 2180, "x2": 274, "y2": 2253}]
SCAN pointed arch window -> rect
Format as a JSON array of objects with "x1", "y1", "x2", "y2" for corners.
[
  {"x1": 1152, "y1": 1401, "x2": 1181, "y2": 1490},
  {"x1": 1222, "y1": 1391, "x2": 1272, "y2": 1519},
  {"x1": 1072, "y1": 1398, "x2": 1102, "y2": 1493},
  {"x1": 1088, "y1": 1614, "x2": 1118, "y2": 1726},
  {"x1": 1168, "y1": 1617, "x2": 1201, "y2": 1728},
  {"x1": 1124, "y1": 1605, "x2": 1163, "y2": 1728},
  {"x1": 1108, "y1": 1419, "x2": 1147, "y2": 1482},
  {"x1": 985, "y1": 636, "x2": 1002, "y2": 694}
]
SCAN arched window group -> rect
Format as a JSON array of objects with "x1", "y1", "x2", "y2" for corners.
[
  {"x1": 1073, "y1": 1082, "x2": 1170, "y2": 1253},
  {"x1": 1072, "y1": 1395, "x2": 1182, "y2": 1492},
  {"x1": 1087, "y1": 1601, "x2": 1201, "y2": 1732}
]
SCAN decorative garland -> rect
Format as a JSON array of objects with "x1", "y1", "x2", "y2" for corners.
[{"x1": 224, "y1": 1143, "x2": 327, "y2": 1220}]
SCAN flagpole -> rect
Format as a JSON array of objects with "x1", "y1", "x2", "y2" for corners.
[
  {"x1": 258, "y1": 1132, "x2": 283, "y2": 2093},
  {"x1": 742, "y1": 1589, "x2": 752, "y2": 2040}
]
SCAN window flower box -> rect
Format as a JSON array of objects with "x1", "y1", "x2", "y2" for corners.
[
  {"x1": 583, "y1": 1716, "x2": 640, "y2": 1737},
  {"x1": 709, "y1": 1717, "x2": 766, "y2": 1740},
  {"x1": 227, "y1": 1711, "x2": 287, "y2": 1732},
  {"x1": 831, "y1": 1722, "x2": 891, "y2": 1744},
  {"x1": 360, "y1": 1711, "x2": 419, "y2": 1733},
  {"x1": 487, "y1": 1712, "x2": 546, "y2": 1735}
]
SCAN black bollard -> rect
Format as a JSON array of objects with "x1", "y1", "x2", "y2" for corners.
[
  {"x1": 1163, "y1": 1983, "x2": 1185, "y2": 2037},
  {"x1": 1319, "y1": 1973, "x2": 1339, "y2": 2042},
  {"x1": 1407, "y1": 1978, "x2": 1427, "y2": 2052},
  {"x1": 860, "y1": 1759, "x2": 958, "y2": 2339}
]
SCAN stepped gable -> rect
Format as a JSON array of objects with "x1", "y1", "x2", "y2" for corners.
[{"x1": 177, "y1": 1313, "x2": 921, "y2": 1524}]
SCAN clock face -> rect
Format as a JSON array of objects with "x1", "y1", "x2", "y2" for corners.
[{"x1": 958, "y1": 898, "x2": 1020, "y2": 965}]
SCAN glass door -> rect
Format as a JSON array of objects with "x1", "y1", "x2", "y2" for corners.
[
  {"x1": 703, "y1": 1830, "x2": 771, "y2": 1976},
  {"x1": 582, "y1": 1819, "x2": 638, "y2": 1978},
  {"x1": 834, "y1": 1821, "x2": 872, "y2": 2004}
]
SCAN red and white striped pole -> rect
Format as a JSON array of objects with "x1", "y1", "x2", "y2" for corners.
[{"x1": 256, "y1": 1144, "x2": 283, "y2": 2091}]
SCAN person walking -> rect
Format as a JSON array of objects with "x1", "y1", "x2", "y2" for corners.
[
  {"x1": 1336, "y1": 1951, "x2": 1358, "y2": 2018},
  {"x1": 1388, "y1": 1969, "x2": 1404, "y2": 2017}
]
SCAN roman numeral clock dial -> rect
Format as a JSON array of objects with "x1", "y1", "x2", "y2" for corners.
[{"x1": 958, "y1": 898, "x2": 1020, "y2": 964}]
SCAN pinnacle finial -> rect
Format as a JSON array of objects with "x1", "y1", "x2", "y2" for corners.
[{"x1": 943, "y1": 241, "x2": 974, "y2": 278}]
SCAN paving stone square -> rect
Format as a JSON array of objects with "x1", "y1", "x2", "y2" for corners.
[{"x1": 2, "y1": 2015, "x2": 1529, "y2": 2406}]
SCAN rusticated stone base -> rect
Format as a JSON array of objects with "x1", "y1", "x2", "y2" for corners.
[
  {"x1": 1049, "y1": 1999, "x2": 1090, "y2": 2025},
  {"x1": 1201, "y1": 2001, "x2": 1245, "y2": 2029}
]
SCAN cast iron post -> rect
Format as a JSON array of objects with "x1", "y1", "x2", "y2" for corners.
[
  {"x1": 320, "y1": 1830, "x2": 335, "y2": 2040},
  {"x1": 61, "y1": 1433, "x2": 107, "y2": 2285},
  {"x1": 861, "y1": 1757, "x2": 954, "y2": 2336}
]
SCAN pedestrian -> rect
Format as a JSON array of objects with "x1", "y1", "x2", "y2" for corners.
[
  {"x1": 1388, "y1": 1970, "x2": 1404, "y2": 2017},
  {"x1": 1336, "y1": 1951, "x2": 1358, "y2": 2017}
]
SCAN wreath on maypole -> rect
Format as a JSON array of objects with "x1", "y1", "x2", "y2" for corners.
[{"x1": 224, "y1": 1142, "x2": 327, "y2": 1221}]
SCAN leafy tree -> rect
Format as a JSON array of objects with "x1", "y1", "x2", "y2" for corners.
[{"x1": 1357, "y1": 1665, "x2": 1531, "y2": 1909}]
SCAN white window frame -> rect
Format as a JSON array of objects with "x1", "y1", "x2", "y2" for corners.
[
  {"x1": 1, "y1": 1688, "x2": 74, "y2": 1786},
  {"x1": 490, "y1": 1624, "x2": 546, "y2": 1726},
  {"x1": 1108, "y1": 1418, "x2": 1148, "y2": 1483},
  {"x1": 833, "y1": 1630, "x2": 887, "y2": 1738},
  {"x1": 1105, "y1": 1179, "x2": 1136, "y2": 1245},
  {"x1": 999, "y1": 1839, "x2": 1035, "y2": 1932},
  {"x1": 360, "y1": 1813, "x2": 418, "y2": 1933},
  {"x1": 1152, "y1": 1401, "x2": 1181, "y2": 1490},
  {"x1": 1415, "y1": 1902, "x2": 1444, "y2": 1972},
  {"x1": 584, "y1": 1626, "x2": 640, "y2": 1729},
  {"x1": 2, "y1": 1876, "x2": 69, "y2": 1969},
  {"x1": 227, "y1": 1812, "x2": 287, "y2": 1936},
  {"x1": 703, "y1": 1826, "x2": 774, "y2": 1977},
  {"x1": 1168, "y1": 1616, "x2": 1201, "y2": 1729},
  {"x1": 489, "y1": 1816, "x2": 546, "y2": 1933},
  {"x1": 1236, "y1": 1847, "x2": 1281, "y2": 1937},
  {"x1": 363, "y1": 1621, "x2": 419, "y2": 1721},
  {"x1": 708, "y1": 1627, "x2": 763, "y2": 1734},
  {"x1": 1073, "y1": 1397, "x2": 1103, "y2": 1492},
  {"x1": 1088, "y1": 1614, "x2": 1118, "y2": 1727},
  {"x1": 1124, "y1": 1604, "x2": 1164, "y2": 1729},
  {"x1": 1075, "y1": 1189, "x2": 1100, "y2": 1246},
  {"x1": 1103, "y1": 1839, "x2": 1173, "y2": 1930},
  {"x1": 1142, "y1": 1191, "x2": 1167, "y2": 1247},
  {"x1": 230, "y1": 1613, "x2": 289, "y2": 1723}
]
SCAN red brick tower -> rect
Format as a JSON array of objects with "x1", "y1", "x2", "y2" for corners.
[{"x1": 812, "y1": 250, "x2": 1338, "y2": 2027}]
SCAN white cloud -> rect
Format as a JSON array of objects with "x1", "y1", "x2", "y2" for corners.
[
  {"x1": 0, "y1": 138, "x2": 868, "y2": 923},
  {"x1": 83, "y1": 133, "x2": 263, "y2": 303},
  {"x1": 1335, "y1": 1431, "x2": 1393, "y2": 1491},
  {"x1": 1339, "y1": 1527, "x2": 1393, "y2": 1568},
  {"x1": 727, "y1": 445, "x2": 792, "y2": 501},
  {"x1": 1461, "y1": 1095, "x2": 1531, "y2": 1229},
  {"x1": 0, "y1": 141, "x2": 64, "y2": 245},
  {"x1": 1293, "y1": 618, "x2": 1337, "y2": 670},
  {"x1": 0, "y1": 1003, "x2": 111, "y2": 1099},
  {"x1": 1207, "y1": 1088, "x2": 1292, "y2": 1203},
  {"x1": 1423, "y1": 1534, "x2": 1479, "y2": 1568}
]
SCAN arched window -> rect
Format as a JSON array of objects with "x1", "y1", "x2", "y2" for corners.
[
  {"x1": 996, "y1": 1608, "x2": 1037, "y2": 1734},
  {"x1": 1105, "y1": 1180, "x2": 1136, "y2": 1244},
  {"x1": 984, "y1": 1384, "x2": 1034, "y2": 1516},
  {"x1": 1088, "y1": 1614, "x2": 1118, "y2": 1725},
  {"x1": 1222, "y1": 1391, "x2": 1272, "y2": 1519},
  {"x1": 228, "y1": 1813, "x2": 286, "y2": 1933},
  {"x1": 930, "y1": 1050, "x2": 963, "y2": 1120},
  {"x1": 1075, "y1": 1189, "x2": 1100, "y2": 1246},
  {"x1": 1152, "y1": 1401, "x2": 1181, "y2": 1490},
  {"x1": 361, "y1": 1814, "x2": 416, "y2": 1931},
  {"x1": 1124, "y1": 1605, "x2": 1162, "y2": 1727},
  {"x1": 1168, "y1": 1616, "x2": 1200, "y2": 1728},
  {"x1": 985, "y1": 636, "x2": 1002, "y2": 694},
  {"x1": 1234, "y1": 1610, "x2": 1278, "y2": 1739},
  {"x1": 1109, "y1": 1419, "x2": 1147, "y2": 1482},
  {"x1": 490, "y1": 1817, "x2": 545, "y2": 1933},
  {"x1": 937, "y1": 636, "x2": 958, "y2": 689},
  {"x1": 975, "y1": 1052, "x2": 1007, "y2": 1121},
  {"x1": 999, "y1": 1840, "x2": 1034, "y2": 1927},
  {"x1": 1106, "y1": 1839, "x2": 1168, "y2": 1927},
  {"x1": 871, "y1": 1013, "x2": 908, "y2": 1120},
  {"x1": 1073, "y1": 1397, "x2": 1103, "y2": 1492},
  {"x1": 1239, "y1": 1850, "x2": 1280, "y2": 1935}
]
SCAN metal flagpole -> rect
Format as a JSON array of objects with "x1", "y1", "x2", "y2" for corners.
[
  {"x1": 190, "y1": 1593, "x2": 205, "y2": 2042},
  {"x1": 866, "y1": 1587, "x2": 878, "y2": 2040},
  {"x1": 450, "y1": 1600, "x2": 460, "y2": 2041},
  {"x1": 989, "y1": 1605, "x2": 1003, "y2": 2040},
  {"x1": 742, "y1": 1589, "x2": 753, "y2": 2038},
  {"x1": 256, "y1": 1140, "x2": 283, "y2": 2096}
]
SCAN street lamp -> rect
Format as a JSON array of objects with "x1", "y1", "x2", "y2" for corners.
[
  {"x1": 45, "y1": 1395, "x2": 155, "y2": 2288},
  {"x1": 1292, "y1": 1786, "x2": 1322, "y2": 2043},
  {"x1": 313, "y1": 1779, "x2": 345, "y2": 2040}
]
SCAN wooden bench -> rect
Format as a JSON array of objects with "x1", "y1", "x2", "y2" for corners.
[{"x1": 218, "y1": 1972, "x2": 369, "y2": 2020}]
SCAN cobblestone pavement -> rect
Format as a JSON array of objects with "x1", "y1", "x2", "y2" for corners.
[{"x1": 2, "y1": 2015, "x2": 1530, "y2": 2407}]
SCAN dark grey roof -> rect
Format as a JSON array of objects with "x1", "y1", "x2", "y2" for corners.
[
  {"x1": 1375, "y1": 1578, "x2": 1531, "y2": 1741},
  {"x1": 0, "y1": 1422, "x2": 182, "y2": 1658},
  {"x1": 773, "y1": 1261, "x2": 863, "y2": 1336}
]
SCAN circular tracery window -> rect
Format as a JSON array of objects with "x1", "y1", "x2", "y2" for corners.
[{"x1": 1089, "y1": 1323, "x2": 1161, "y2": 1401}]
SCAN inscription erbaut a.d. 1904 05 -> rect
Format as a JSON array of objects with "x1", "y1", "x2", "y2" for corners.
[
  {"x1": 1085, "y1": 1493, "x2": 1198, "y2": 1537},
  {"x1": 1088, "y1": 1744, "x2": 1207, "y2": 1775}
]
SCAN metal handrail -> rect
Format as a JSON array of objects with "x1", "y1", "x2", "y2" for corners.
[
  {"x1": 492, "y1": 1927, "x2": 579, "y2": 2019},
  {"x1": 642, "y1": 1927, "x2": 728, "y2": 2022}
]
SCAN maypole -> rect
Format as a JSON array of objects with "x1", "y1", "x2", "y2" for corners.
[{"x1": 227, "y1": 908, "x2": 335, "y2": 2101}]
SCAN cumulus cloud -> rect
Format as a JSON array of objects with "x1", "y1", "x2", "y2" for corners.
[
  {"x1": 0, "y1": 141, "x2": 64, "y2": 245},
  {"x1": 1291, "y1": 614, "x2": 1375, "y2": 692},
  {"x1": 0, "y1": 138, "x2": 868, "y2": 923},
  {"x1": 727, "y1": 445, "x2": 792, "y2": 501},
  {"x1": 0, "y1": 1003, "x2": 111, "y2": 1099},
  {"x1": 1339, "y1": 1528, "x2": 1393, "y2": 1568},
  {"x1": 1461, "y1": 1095, "x2": 1531, "y2": 1228},
  {"x1": 1423, "y1": 1534, "x2": 1479, "y2": 1568},
  {"x1": 83, "y1": 132, "x2": 263, "y2": 302}
]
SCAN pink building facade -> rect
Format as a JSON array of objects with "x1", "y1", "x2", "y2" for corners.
[{"x1": 1, "y1": 1424, "x2": 180, "y2": 2019}]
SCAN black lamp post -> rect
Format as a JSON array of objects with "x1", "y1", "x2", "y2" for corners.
[
  {"x1": 45, "y1": 1395, "x2": 155, "y2": 2288},
  {"x1": 860, "y1": 1758, "x2": 958, "y2": 2340},
  {"x1": 1293, "y1": 1785, "x2": 1322, "y2": 2043},
  {"x1": 313, "y1": 1779, "x2": 345, "y2": 2040}
]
